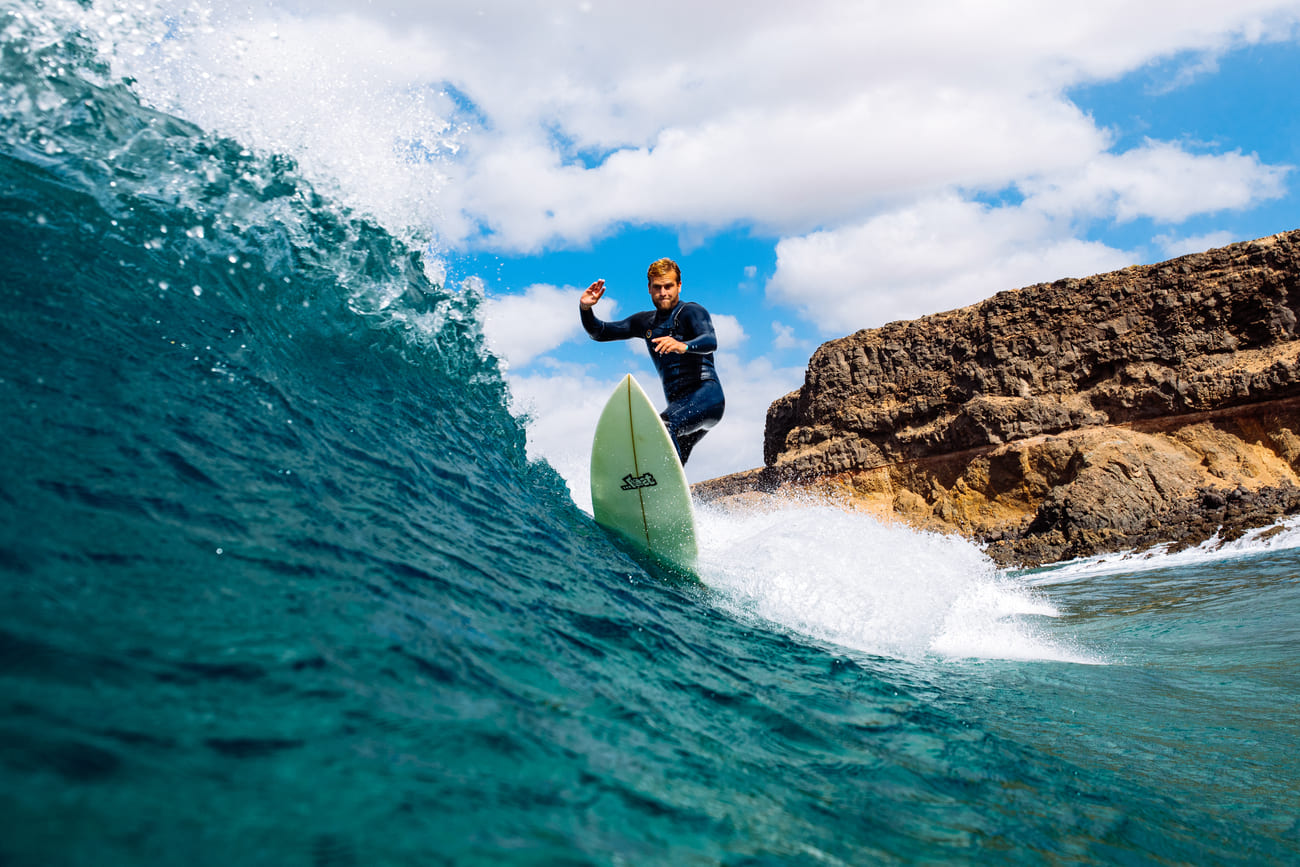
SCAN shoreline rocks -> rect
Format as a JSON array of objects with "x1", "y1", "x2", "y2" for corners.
[{"x1": 697, "y1": 230, "x2": 1300, "y2": 567}]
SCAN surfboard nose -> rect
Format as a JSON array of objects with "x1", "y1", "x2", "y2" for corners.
[{"x1": 590, "y1": 374, "x2": 698, "y2": 570}]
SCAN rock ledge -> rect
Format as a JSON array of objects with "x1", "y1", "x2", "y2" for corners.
[{"x1": 697, "y1": 230, "x2": 1300, "y2": 566}]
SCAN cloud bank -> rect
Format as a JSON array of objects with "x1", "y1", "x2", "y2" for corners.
[{"x1": 97, "y1": 0, "x2": 1298, "y2": 332}]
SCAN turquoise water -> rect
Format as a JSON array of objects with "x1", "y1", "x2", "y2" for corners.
[{"x1": 2, "y1": 4, "x2": 1299, "y2": 863}]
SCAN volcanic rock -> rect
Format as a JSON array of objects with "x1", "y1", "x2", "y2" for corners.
[{"x1": 696, "y1": 230, "x2": 1300, "y2": 566}]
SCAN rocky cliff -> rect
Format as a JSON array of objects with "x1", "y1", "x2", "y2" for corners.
[{"x1": 696, "y1": 230, "x2": 1300, "y2": 566}]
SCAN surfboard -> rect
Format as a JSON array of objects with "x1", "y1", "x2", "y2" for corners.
[{"x1": 590, "y1": 374, "x2": 698, "y2": 571}]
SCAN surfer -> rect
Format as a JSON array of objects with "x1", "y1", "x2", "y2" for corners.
[{"x1": 579, "y1": 258, "x2": 725, "y2": 464}]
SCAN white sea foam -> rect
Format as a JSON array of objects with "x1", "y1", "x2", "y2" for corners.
[
  {"x1": 694, "y1": 496, "x2": 1102, "y2": 665},
  {"x1": 64, "y1": 0, "x2": 461, "y2": 255},
  {"x1": 1023, "y1": 514, "x2": 1300, "y2": 585}
]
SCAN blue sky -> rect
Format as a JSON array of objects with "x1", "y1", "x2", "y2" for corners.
[{"x1": 91, "y1": 0, "x2": 1300, "y2": 500}]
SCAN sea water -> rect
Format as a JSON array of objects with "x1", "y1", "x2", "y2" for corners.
[{"x1": 2, "y1": 3, "x2": 1298, "y2": 863}]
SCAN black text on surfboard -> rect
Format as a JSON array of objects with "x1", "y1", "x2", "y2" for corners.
[{"x1": 620, "y1": 473, "x2": 658, "y2": 491}]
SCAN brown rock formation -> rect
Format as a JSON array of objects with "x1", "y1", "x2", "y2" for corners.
[{"x1": 697, "y1": 230, "x2": 1300, "y2": 566}]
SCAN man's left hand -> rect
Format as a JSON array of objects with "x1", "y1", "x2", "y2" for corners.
[{"x1": 652, "y1": 336, "x2": 687, "y2": 355}]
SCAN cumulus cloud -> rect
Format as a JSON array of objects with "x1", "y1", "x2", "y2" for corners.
[
  {"x1": 481, "y1": 283, "x2": 611, "y2": 368},
  {"x1": 110, "y1": 0, "x2": 1300, "y2": 258},
  {"x1": 771, "y1": 322, "x2": 804, "y2": 351},
  {"x1": 767, "y1": 194, "x2": 1135, "y2": 331},
  {"x1": 710, "y1": 314, "x2": 747, "y2": 351},
  {"x1": 1021, "y1": 141, "x2": 1291, "y2": 224},
  {"x1": 766, "y1": 140, "x2": 1290, "y2": 332},
  {"x1": 1155, "y1": 230, "x2": 1239, "y2": 257}
]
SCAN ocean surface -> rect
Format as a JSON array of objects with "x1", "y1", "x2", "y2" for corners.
[{"x1": 3, "y1": 3, "x2": 1299, "y2": 864}]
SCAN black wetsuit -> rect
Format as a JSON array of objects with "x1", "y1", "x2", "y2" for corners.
[{"x1": 581, "y1": 300, "x2": 725, "y2": 464}]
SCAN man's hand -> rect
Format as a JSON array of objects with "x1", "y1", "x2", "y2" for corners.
[
  {"x1": 652, "y1": 336, "x2": 688, "y2": 355},
  {"x1": 579, "y1": 279, "x2": 605, "y2": 310}
]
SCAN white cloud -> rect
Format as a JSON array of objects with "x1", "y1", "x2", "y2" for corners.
[
  {"x1": 768, "y1": 194, "x2": 1136, "y2": 332},
  {"x1": 100, "y1": 0, "x2": 1300, "y2": 255},
  {"x1": 450, "y1": 87, "x2": 1110, "y2": 251},
  {"x1": 481, "y1": 283, "x2": 612, "y2": 368},
  {"x1": 766, "y1": 139, "x2": 1290, "y2": 332},
  {"x1": 1154, "y1": 230, "x2": 1239, "y2": 258},
  {"x1": 431, "y1": 0, "x2": 1298, "y2": 250},
  {"x1": 1021, "y1": 141, "x2": 1291, "y2": 224},
  {"x1": 771, "y1": 322, "x2": 802, "y2": 351},
  {"x1": 711, "y1": 314, "x2": 747, "y2": 350}
]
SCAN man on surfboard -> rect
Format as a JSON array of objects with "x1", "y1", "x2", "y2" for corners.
[{"x1": 579, "y1": 258, "x2": 725, "y2": 465}]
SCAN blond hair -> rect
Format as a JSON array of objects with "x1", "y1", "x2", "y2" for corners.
[{"x1": 646, "y1": 257, "x2": 681, "y2": 285}]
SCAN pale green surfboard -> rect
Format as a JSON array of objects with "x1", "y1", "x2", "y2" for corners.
[{"x1": 590, "y1": 374, "x2": 698, "y2": 571}]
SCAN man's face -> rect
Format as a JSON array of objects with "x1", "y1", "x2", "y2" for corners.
[{"x1": 648, "y1": 275, "x2": 681, "y2": 311}]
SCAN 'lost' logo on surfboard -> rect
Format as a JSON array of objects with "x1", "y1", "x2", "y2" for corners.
[{"x1": 620, "y1": 472, "x2": 658, "y2": 491}]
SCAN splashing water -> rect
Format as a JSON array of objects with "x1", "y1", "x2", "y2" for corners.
[
  {"x1": 698, "y1": 498, "x2": 1098, "y2": 664},
  {"x1": 2, "y1": 2, "x2": 1298, "y2": 863}
]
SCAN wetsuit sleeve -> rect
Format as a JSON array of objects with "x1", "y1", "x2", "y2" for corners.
[
  {"x1": 580, "y1": 305, "x2": 647, "y2": 342},
  {"x1": 676, "y1": 303, "x2": 718, "y2": 354}
]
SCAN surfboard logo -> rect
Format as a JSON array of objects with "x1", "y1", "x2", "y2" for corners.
[{"x1": 620, "y1": 472, "x2": 658, "y2": 491}]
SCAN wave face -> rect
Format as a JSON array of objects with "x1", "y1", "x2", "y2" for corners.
[{"x1": 3, "y1": 3, "x2": 1299, "y2": 864}]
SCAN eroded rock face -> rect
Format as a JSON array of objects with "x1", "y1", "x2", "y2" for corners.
[{"x1": 698, "y1": 231, "x2": 1300, "y2": 566}]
